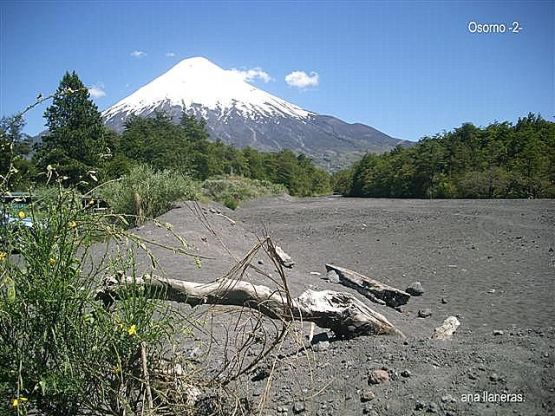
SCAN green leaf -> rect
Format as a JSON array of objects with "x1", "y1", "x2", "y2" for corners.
[{"x1": 4, "y1": 276, "x2": 16, "y2": 302}]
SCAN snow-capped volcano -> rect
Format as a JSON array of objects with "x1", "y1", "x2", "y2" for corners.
[
  {"x1": 103, "y1": 57, "x2": 409, "y2": 169},
  {"x1": 103, "y1": 57, "x2": 312, "y2": 122}
]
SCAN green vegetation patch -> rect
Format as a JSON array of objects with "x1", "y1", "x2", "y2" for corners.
[
  {"x1": 98, "y1": 164, "x2": 200, "y2": 227},
  {"x1": 202, "y1": 175, "x2": 287, "y2": 209}
]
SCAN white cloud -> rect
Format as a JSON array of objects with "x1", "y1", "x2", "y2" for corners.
[
  {"x1": 130, "y1": 50, "x2": 147, "y2": 58},
  {"x1": 165, "y1": 52, "x2": 176, "y2": 57},
  {"x1": 285, "y1": 71, "x2": 319, "y2": 88},
  {"x1": 229, "y1": 67, "x2": 272, "y2": 83},
  {"x1": 88, "y1": 84, "x2": 106, "y2": 98}
]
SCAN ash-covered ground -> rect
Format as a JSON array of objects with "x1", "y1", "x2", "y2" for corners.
[{"x1": 132, "y1": 197, "x2": 554, "y2": 416}]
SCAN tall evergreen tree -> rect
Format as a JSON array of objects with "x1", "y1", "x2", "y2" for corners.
[{"x1": 34, "y1": 71, "x2": 107, "y2": 188}]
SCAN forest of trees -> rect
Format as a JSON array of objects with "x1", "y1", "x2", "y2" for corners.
[
  {"x1": 0, "y1": 71, "x2": 331, "y2": 197},
  {"x1": 334, "y1": 115, "x2": 555, "y2": 199}
]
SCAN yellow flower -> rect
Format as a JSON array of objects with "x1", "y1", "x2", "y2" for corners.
[
  {"x1": 49, "y1": 257, "x2": 57, "y2": 266},
  {"x1": 11, "y1": 397, "x2": 28, "y2": 408},
  {"x1": 17, "y1": 211, "x2": 26, "y2": 220},
  {"x1": 68, "y1": 220, "x2": 77, "y2": 229},
  {"x1": 113, "y1": 364, "x2": 122, "y2": 374},
  {"x1": 0, "y1": 251, "x2": 7, "y2": 262},
  {"x1": 127, "y1": 324, "x2": 137, "y2": 336}
]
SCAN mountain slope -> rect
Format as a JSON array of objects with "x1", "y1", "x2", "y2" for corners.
[{"x1": 102, "y1": 57, "x2": 409, "y2": 169}]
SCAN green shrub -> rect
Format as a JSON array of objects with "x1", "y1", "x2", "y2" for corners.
[
  {"x1": 201, "y1": 175, "x2": 287, "y2": 209},
  {"x1": 99, "y1": 164, "x2": 200, "y2": 226},
  {"x1": 0, "y1": 188, "x2": 179, "y2": 415}
]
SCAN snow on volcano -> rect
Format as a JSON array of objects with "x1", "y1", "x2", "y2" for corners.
[{"x1": 103, "y1": 57, "x2": 312, "y2": 124}]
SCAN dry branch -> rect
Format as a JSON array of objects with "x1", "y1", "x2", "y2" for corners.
[
  {"x1": 98, "y1": 274, "x2": 403, "y2": 338},
  {"x1": 325, "y1": 264, "x2": 411, "y2": 308}
]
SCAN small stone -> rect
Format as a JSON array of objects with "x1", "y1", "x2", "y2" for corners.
[
  {"x1": 414, "y1": 400, "x2": 426, "y2": 410},
  {"x1": 310, "y1": 271, "x2": 321, "y2": 276},
  {"x1": 188, "y1": 347, "x2": 203, "y2": 360},
  {"x1": 401, "y1": 369, "x2": 411, "y2": 378},
  {"x1": 313, "y1": 341, "x2": 330, "y2": 352},
  {"x1": 441, "y1": 297, "x2": 448, "y2": 304},
  {"x1": 489, "y1": 373, "x2": 500, "y2": 382},
  {"x1": 252, "y1": 366, "x2": 270, "y2": 381},
  {"x1": 418, "y1": 308, "x2": 432, "y2": 318},
  {"x1": 362, "y1": 404, "x2": 377, "y2": 415},
  {"x1": 360, "y1": 389, "x2": 375, "y2": 402},
  {"x1": 326, "y1": 270, "x2": 340, "y2": 283},
  {"x1": 493, "y1": 330, "x2": 504, "y2": 336},
  {"x1": 406, "y1": 281, "x2": 424, "y2": 296},
  {"x1": 445, "y1": 412, "x2": 457, "y2": 416},
  {"x1": 427, "y1": 402, "x2": 439, "y2": 413},
  {"x1": 487, "y1": 289, "x2": 496, "y2": 294},
  {"x1": 368, "y1": 369, "x2": 390, "y2": 385},
  {"x1": 293, "y1": 402, "x2": 305, "y2": 414},
  {"x1": 257, "y1": 259, "x2": 264, "y2": 265},
  {"x1": 441, "y1": 394, "x2": 456, "y2": 403}
]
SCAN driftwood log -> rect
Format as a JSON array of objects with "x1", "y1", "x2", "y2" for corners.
[
  {"x1": 325, "y1": 264, "x2": 411, "y2": 308},
  {"x1": 98, "y1": 274, "x2": 404, "y2": 338}
]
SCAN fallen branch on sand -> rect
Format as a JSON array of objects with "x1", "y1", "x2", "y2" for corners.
[
  {"x1": 325, "y1": 264, "x2": 411, "y2": 308},
  {"x1": 97, "y1": 274, "x2": 404, "y2": 338}
]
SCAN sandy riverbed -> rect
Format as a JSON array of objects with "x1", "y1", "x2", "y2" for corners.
[{"x1": 131, "y1": 196, "x2": 554, "y2": 415}]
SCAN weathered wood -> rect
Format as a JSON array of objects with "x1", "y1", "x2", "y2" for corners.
[
  {"x1": 324, "y1": 264, "x2": 411, "y2": 308},
  {"x1": 98, "y1": 274, "x2": 403, "y2": 338},
  {"x1": 274, "y1": 246, "x2": 294, "y2": 268},
  {"x1": 431, "y1": 316, "x2": 460, "y2": 340}
]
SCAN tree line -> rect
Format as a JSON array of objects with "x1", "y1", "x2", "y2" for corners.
[
  {"x1": 334, "y1": 115, "x2": 555, "y2": 198},
  {"x1": 0, "y1": 71, "x2": 331, "y2": 197},
  {"x1": 3, "y1": 71, "x2": 553, "y2": 200}
]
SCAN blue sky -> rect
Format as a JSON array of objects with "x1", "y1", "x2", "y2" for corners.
[{"x1": 0, "y1": 0, "x2": 553, "y2": 141}]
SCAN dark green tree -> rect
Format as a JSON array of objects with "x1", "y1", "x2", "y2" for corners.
[
  {"x1": 339, "y1": 114, "x2": 554, "y2": 199},
  {"x1": 1, "y1": 115, "x2": 36, "y2": 190},
  {"x1": 0, "y1": 115, "x2": 24, "y2": 177},
  {"x1": 34, "y1": 72, "x2": 108, "y2": 189}
]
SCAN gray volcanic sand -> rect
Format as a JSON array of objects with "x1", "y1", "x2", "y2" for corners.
[{"x1": 131, "y1": 197, "x2": 554, "y2": 416}]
